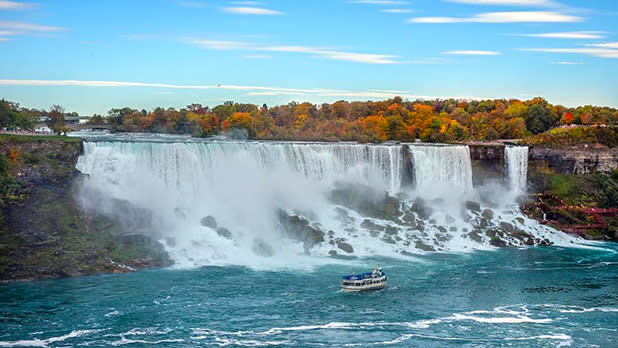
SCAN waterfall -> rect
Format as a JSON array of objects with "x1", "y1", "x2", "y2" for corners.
[
  {"x1": 505, "y1": 146, "x2": 529, "y2": 192},
  {"x1": 410, "y1": 145, "x2": 473, "y2": 193},
  {"x1": 76, "y1": 139, "x2": 574, "y2": 267}
]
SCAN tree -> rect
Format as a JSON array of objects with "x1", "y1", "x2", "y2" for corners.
[
  {"x1": 87, "y1": 114, "x2": 106, "y2": 125},
  {"x1": 221, "y1": 112, "x2": 254, "y2": 137},
  {"x1": 561, "y1": 112, "x2": 574, "y2": 125},
  {"x1": 525, "y1": 105, "x2": 552, "y2": 134},
  {"x1": 47, "y1": 105, "x2": 65, "y2": 133}
]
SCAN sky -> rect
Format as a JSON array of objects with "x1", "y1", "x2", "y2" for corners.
[{"x1": 0, "y1": 0, "x2": 617, "y2": 115}]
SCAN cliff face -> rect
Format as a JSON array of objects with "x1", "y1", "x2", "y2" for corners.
[
  {"x1": 530, "y1": 146, "x2": 618, "y2": 174},
  {"x1": 0, "y1": 135, "x2": 171, "y2": 282}
]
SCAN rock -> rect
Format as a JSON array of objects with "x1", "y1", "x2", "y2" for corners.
[
  {"x1": 465, "y1": 201, "x2": 481, "y2": 213},
  {"x1": 200, "y1": 216, "x2": 217, "y2": 229},
  {"x1": 410, "y1": 199, "x2": 432, "y2": 220},
  {"x1": 384, "y1": 226, "x2": 398, "y2": 236},
  {"x1": 499, "y1": 222, "x2": 515, "y2": 234},
  {"x1": 216, "y1": 227, "x2": 232, "y2": 240},
  {"x1": 361, "y1": 219, "x2": 384, "y2": 231},
  {"x1": 400, "y1": 250, "x2": 414, "y2": 256},
  {"x1": 334, "y1": 207, "x2": 355, "y2": 224},
  {"x1": 337, "y1": 241, "x2": 354, "y2": 253},
  {"x1": 449, "y1": 226, "x2": 457, "y2": 232},
  {"x1": 480, "y1": 218, "x2": 490, "y2": 229},
  {"x1": 382, "y1": 236, "x2": 396, "y2": 244},
  {"x1": 165, "y1": 237, "x2": 176, "y2": 247},
  {"x1": 490, "y1": 237, "x2": 507, "y2": 247},
  {"x1": 515, "y1": 217, "x2": 525, "y2": 224},
  {"x1": 485, "y1": 229, "x2": 497, "y2": 238},
  {"x1": 252, "y1": 239, "x2": 274, "y2": 257},
  {"x1": 415, "y1": 241, "x2": 435, "y2": 251},
  {"x1": 435, "y1": 233, "x2": 450, "y2": 242},
  {"x1": 329, "y1": 183, "x2": 401, "y2": 221},
  {"x1": 468, "y1": 231, "x2": 483, "y2": 243},
  {"x1": 328, "y1": 250, "x2": 337, "y2": 256},
  {"x1": 278, "y1": 210, "x2": 325, "y2": 249},
  {"x1": 437, "y1": 226, "x2": 447, "y2": 233},
  {"x1": 445, "y1": 215, "x2": 456, "y2": 224},
  {"x1": 481, "y1": 209, "x2": 494, "y2": 219},
  {"x1": 402, "y1": 212, "x2": 416, "y2": 224}
]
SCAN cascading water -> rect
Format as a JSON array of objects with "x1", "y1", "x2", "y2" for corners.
[
  {"x1": 505, "y1": 146, "x2": 529, "y2": 192},
  {"x1": 410, "y1": 145, "x2": 473, "y2": 195},
  {"x1": 76, "y1": 137, "x2": 576, "y2": 268}
]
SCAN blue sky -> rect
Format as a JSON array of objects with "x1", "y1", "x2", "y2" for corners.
[{"x1": 0, "y1": 0, "x2": 617, "y2": 114}]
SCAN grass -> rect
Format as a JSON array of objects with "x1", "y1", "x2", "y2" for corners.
[{"x1": 0, "y1": 134, "x2": 83, "y2": 143}]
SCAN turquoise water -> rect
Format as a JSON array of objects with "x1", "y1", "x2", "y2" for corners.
[{"x1": 1, "y1": 245, "x2": 617, "y2": 347}]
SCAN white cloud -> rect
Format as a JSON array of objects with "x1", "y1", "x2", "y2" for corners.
[
  {"x1": 519, "y1": 31, "x2": 605, "y2": 39},
  {"x1": 350, "y1": 0, "x2": 409, "y2": 5},
  {"x1": 444, "y1": 50, "x2": 501, "y2": 55},
  {"x1": 445, "y1": 0, "x2": 558, "y2": 6},
  {"x1": 222, "y1": 6, "x2": 283, "y2": 15},
  {"x1": 521, "y1": 47, "x2": 618, "y2": 58},
  {"x1": 0, "y1": 79, "x2": 497, "y2": 103},
  {"x1": 187, "y1": 38, "x2": 402, "y2": 64},
  {"x1": 409, "y1": 11, "x2": 582, "y2": 23},
  {"x1": 587, "y1": 42, "x2": 618, "y2": 49},
  {"x1": 245, "y1": 54, "x2": 272, "y2": 59},
  {"x1": 0, "y1": 1, "x2": 36, "y2": 10},
  {"x1": 0, "y1": 30, "x2": 19, "y2": 36},
  {"x1": 0, "y1": 20, "x2": 65, "y2": 32},
  {"x1": 551, "y1": 61, "x2": 582, "y2": 65},
  {"x1": 0, "y1": 37, "x2": 9, "y2": 41},
  {"x1": 380, "y1": 8, "x2": 414, "y2": 13}
]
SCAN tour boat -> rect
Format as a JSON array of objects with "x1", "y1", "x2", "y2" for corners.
[{"x1": 341, "y1": 267, "x2": 387, "y2": 292}]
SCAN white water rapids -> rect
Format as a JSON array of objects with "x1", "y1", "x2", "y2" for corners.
[{"x1": 76, "y1": 140, "x2": 577, "y2": 268}]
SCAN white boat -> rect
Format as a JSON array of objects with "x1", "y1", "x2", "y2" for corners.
[{"x1": 341, "y1": 267, "x2": 387, "y2": 292}]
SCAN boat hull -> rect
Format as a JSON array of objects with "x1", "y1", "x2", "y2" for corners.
[{"x1": 341, "y1": 281, "x2": 388, "y2": 292}]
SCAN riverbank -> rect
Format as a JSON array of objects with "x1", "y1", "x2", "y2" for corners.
[{"x1": 0, "y1": 134, "x2": 171, "y2": 282}]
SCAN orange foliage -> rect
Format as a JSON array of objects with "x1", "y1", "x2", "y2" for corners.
[
  {"x1": 561, "y1": 112, "x2": 574, "y2": 125},
  {"x1": 8, "y1": 148, "x2": 18, "y2": 159}
]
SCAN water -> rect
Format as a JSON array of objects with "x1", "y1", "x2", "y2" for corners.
[
  {"x1": 1, "y1": 245, "x2": 617, "y2": 347},
  {"x1": 505, "y1": 146, "x2": 529, "y2": 193},
  {"x1": 2, "y1": 134, "x2": 616, "y2": 346}
]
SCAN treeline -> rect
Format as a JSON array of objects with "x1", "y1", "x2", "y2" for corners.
[
  {"x1": 0, "y1": 99, "x2": 75, "y2": 133},
  {"x1": 3, "y1": 97, "x2": 618, "y2": 142},
  {"x1": 523, "y1": 126, "x2": 618, "y2": 148},
  {"x1": 105, "y1": 98, "x2": 617, "y2": 142}
]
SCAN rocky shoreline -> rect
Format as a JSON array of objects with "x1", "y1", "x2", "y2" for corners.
[{"x1": 0, "y1": 135, "x2": 171, "y2": 282}]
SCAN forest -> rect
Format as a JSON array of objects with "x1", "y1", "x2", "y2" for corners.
[{"x1": 2, "y1": 97, "x2": 617, "y2": 143}]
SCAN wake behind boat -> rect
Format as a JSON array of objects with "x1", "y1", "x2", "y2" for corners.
[{"x1": 341, "y1": 267, "x2": 387, "y2": 292}]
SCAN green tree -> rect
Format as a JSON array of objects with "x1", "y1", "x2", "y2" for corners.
[{"x1": 526, "y1": 105, "x2": 552, "y2": 134}]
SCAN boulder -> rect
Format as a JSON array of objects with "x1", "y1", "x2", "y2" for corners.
[
  {"x1": 465, "y1": 201, "x2": 481, "y2": 213},
  {"x1": 200, "y1": 216, "x2": 217, "y2": 229},
  {"x1": 415, "y1": 241, "x2": 435, "y2": 252},
  {"x1": 337, "y1": 241, "x2": 354, "y2": 253},
  {"x1": 216, "y1": 227, "x2": 232, "y2": 240},
  {"x1": 481, "y1": 209, "x2": 494, "y2": 219}
]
